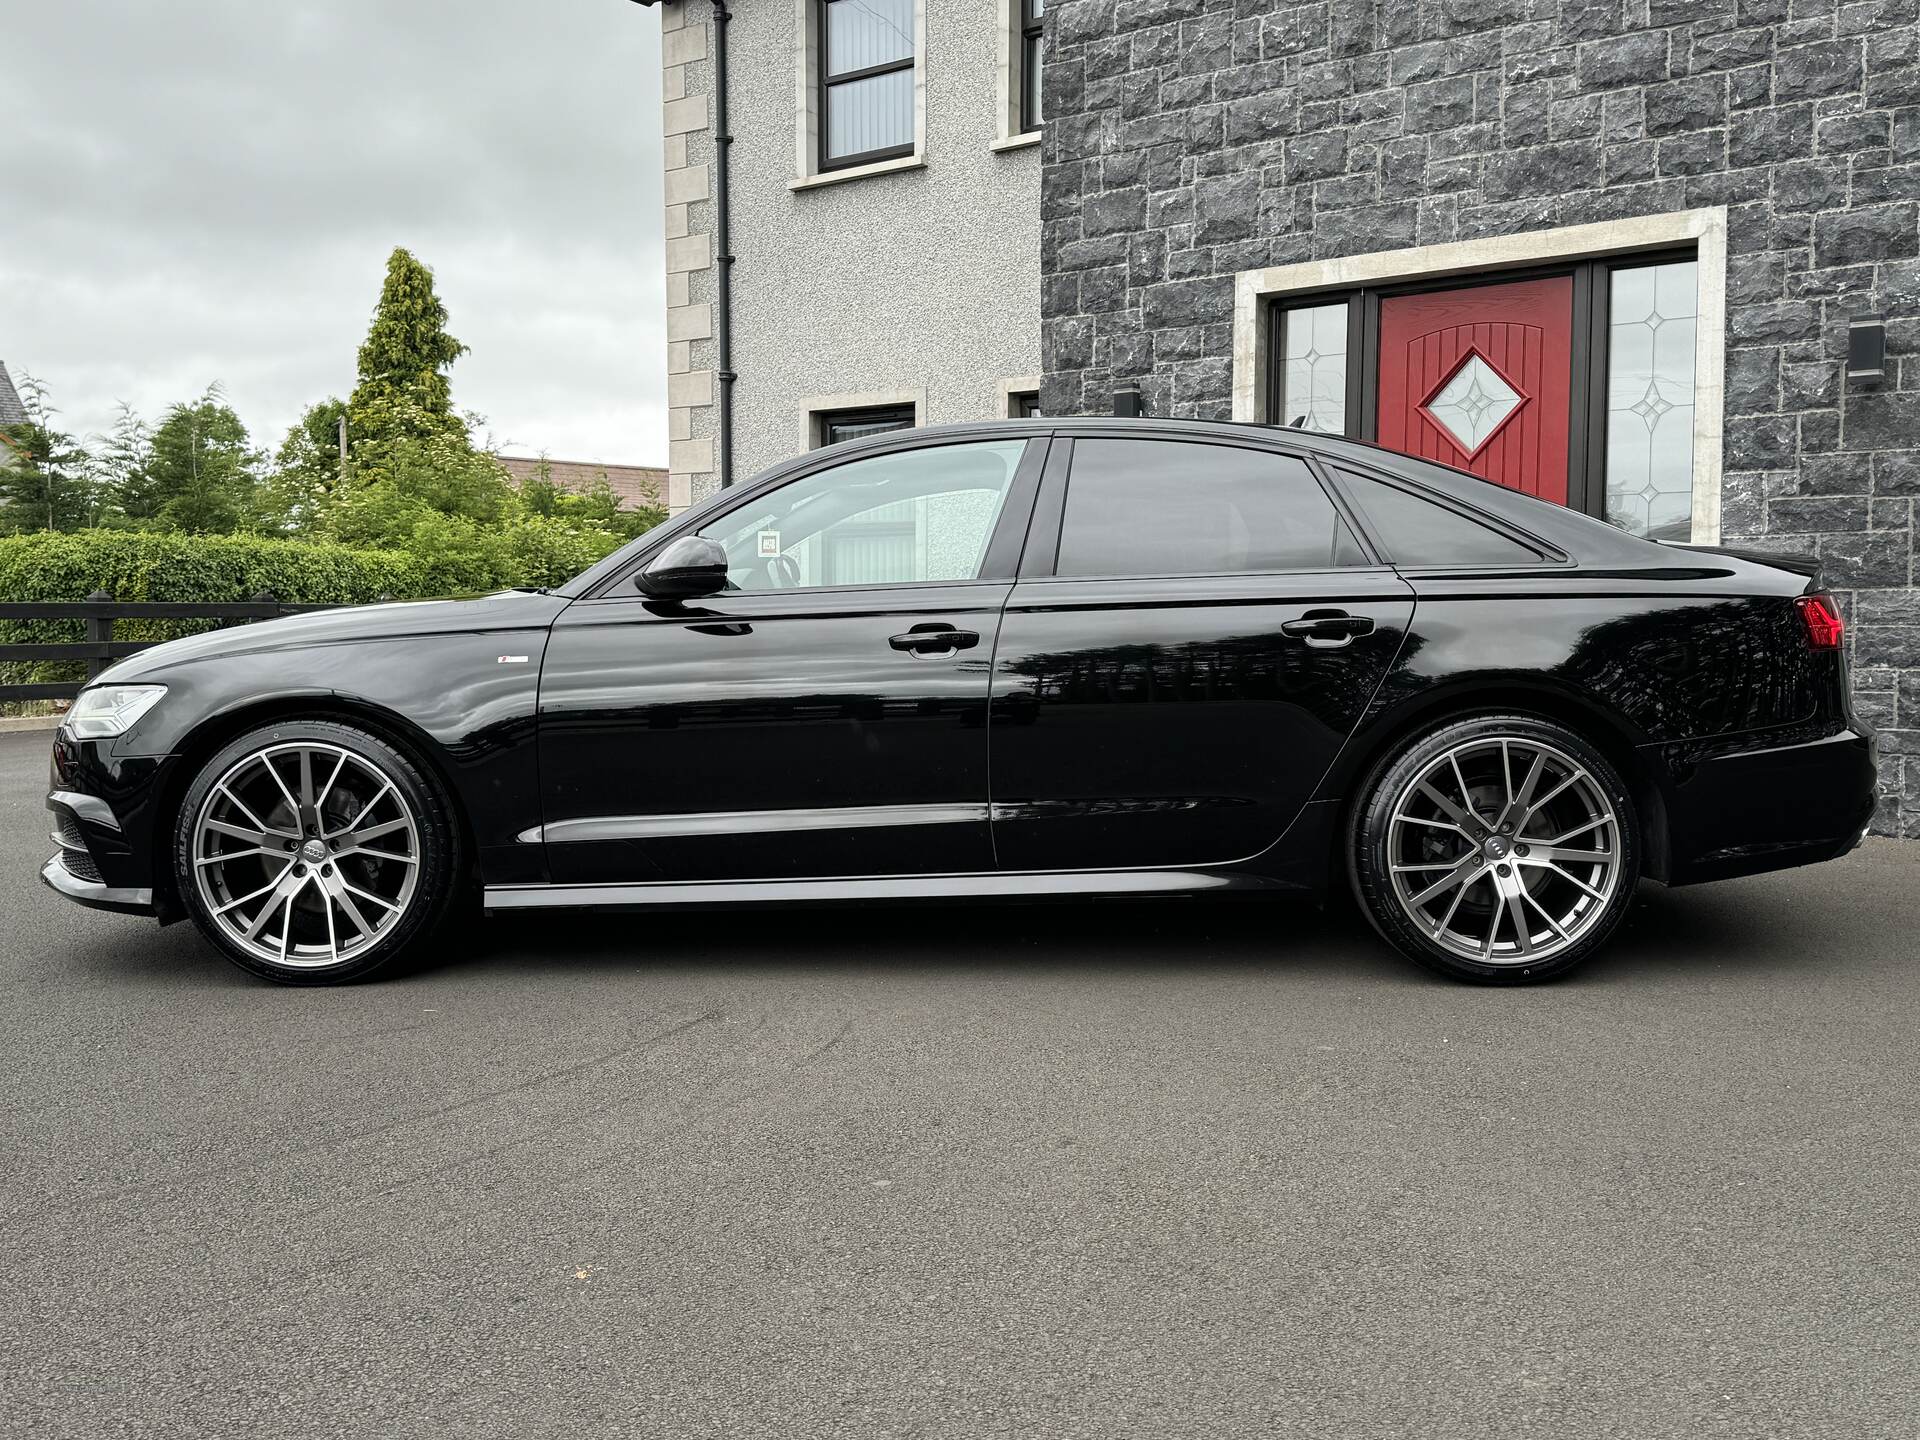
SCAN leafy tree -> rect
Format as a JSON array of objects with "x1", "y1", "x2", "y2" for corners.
[
  {"x1": 517, "y1": 459, "x2": 667, "y2": 540},
  {"x1": 314, "y1": 248, "x2": 639, "y2": 589},
  {"x1": 121, "y1": 386, "x2": 265, "y2": 534},
  {"x1": 320, "y1": 431, "x2": 519, "y2": 585},
  {"x1": 0, "y1": 372, "x2": 96, "y2": 534},
  {"x1": 264, "y1": 398, "x2": 348, "y2": 535},
  {"x1": 85, "y1": 402, "x2": 152, "y2": 529},
  {"x1": 344, "y1": 246, "x2": 470, "y2": 470}
]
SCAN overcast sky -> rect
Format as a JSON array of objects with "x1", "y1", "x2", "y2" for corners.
[{"x1": 1, "y1": 0, "x2": 666, "y2": 465}]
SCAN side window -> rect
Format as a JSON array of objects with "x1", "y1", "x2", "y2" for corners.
[
  {"x1": 700, "y1": 440, "x2": 1026, "y2": 591},
  {"x1": 1054, "y1": 439, "x2": 1367, "y2": 578},
  {"x1": 1334, "y1": 469, "x2": 1544, "y2": 567}
]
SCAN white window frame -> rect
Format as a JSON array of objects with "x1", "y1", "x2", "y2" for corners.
[
  {"x1": 1231, "y1": 208, "x2": 1729, "y2": 544},
  {"x1": 793, "y1": 0, "x2": 928, "y2": 189}
]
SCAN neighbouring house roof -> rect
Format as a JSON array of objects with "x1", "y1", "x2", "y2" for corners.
[
  {"x1": 497, "y1": 454, "x2": 666, "y2": 511},
  {"x1": 0, "y1": 361, "x2": 26, "y2": 429}
]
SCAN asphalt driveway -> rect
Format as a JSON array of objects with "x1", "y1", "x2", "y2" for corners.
[{"x1": 2, "y1": 727, "x2": 1917, "y2": 1439}]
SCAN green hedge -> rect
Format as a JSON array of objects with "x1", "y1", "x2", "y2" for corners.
[{"x1": 0, "y1": 530, "x2": 428, "y2": 691}]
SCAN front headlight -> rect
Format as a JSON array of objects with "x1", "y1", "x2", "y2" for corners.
[{"x1": 65, "y1": 684, "x2": 167, "y2": 740}]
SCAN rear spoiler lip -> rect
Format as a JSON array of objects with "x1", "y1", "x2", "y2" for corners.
[{"x1": 1660, "y1": 541, "x2": 1823, "y2": 586}]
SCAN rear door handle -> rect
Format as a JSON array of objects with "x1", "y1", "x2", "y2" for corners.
[
  {"x1": 889, "y1": 623, "x2": 979, "y2": 655},
  {"x1": 1280, "y1": 609, "x2": 1376, "y2": 648}
]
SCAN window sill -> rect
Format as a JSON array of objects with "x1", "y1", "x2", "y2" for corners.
[
  {"x1": 789, "y1": 154, "x2": 926, "y2": 191},
  {"x1": 990, "y1": 132, "x2": 1042, "y2": 153}
]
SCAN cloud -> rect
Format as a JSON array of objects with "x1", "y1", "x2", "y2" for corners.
[{"x1": 0, "y1": 0, "x2": 666, "y2": 464}]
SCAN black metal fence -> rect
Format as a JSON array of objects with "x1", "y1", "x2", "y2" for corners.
[{"x1": 0, "y1": 591, "x2": 344, "y2": 703}]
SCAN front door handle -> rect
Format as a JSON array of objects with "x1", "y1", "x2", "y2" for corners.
[
  {"x1": 1280, "y1": 609, "x2": 1376, "y2": 648},
  {"x1": 889, "y1": 623, "x2": 979, "y2": 656}
]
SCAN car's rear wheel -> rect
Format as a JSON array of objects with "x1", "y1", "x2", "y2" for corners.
[
  {"x1": 173, "y1": 719, "x2": 459, "y2": 984},
  {"x1": 1349, "y1": 714, "x2": 1639, "y2": 984}
]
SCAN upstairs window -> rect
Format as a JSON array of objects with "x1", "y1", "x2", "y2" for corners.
[
  {"x1": 820, "y1": 0, "x2": 916, "y2": 171},
  {"x1": 1020, "y1": 0, "x2": 1044, "y2": 133}
]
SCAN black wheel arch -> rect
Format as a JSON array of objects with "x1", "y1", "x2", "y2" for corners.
[
  {"x1": 150, "y1": 695, "x2": 475, "y2": 919},
  {"x1": 1322, "y1": 680, "x2": 1672, "y2": 888}
]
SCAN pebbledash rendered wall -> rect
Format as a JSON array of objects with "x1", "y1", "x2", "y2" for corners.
[
  {"x1": 657, "y1": 0, "x2": 1042, "y2": 508},
  {"x1": 1037, "y1": 0, "x2": 1920, "y2": 836}
]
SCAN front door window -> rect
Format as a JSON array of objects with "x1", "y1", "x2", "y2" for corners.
[{"x1": 700, "y1": 439, "x2": 1026, "y2": 591}]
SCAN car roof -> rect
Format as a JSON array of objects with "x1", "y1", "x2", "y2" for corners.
[{"x1": 561, "y1": 416, "x2": 1679, "y2": 598}]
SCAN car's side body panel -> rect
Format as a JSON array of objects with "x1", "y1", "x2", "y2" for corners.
[
  {"x1": 53, "y1": 592, "x2": 569, "y2": 904},
  {"x1": 534, "y1": 582, "x2": 1011, "y2": 883},
  {"x1": 988, "y1": 570, "x2": 1417, "y2": 871},
  {"x1": 36, "y1": 420, "x2": 1878, "y2": 935}
]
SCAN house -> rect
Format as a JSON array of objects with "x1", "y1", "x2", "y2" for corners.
[
  {"x1": 638, "y1": 0, "x2": 1042, "y2": 510},
  {"x1": 643, "y1": 0, "x2": 1918, "y2": 836},
  {"x1": 0, "y1": 361, "x2": 26, "y2": 430},
  {"x1": 0, "y1": 361, "x2": 27, "y2": 469},
  {"x1": 496, "y1": 455, "x2": 667, "y2": 511}
]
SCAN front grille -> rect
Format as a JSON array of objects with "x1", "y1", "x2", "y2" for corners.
[{"x1": 60, "y1": 848, "x2": 102, "y2": 884}]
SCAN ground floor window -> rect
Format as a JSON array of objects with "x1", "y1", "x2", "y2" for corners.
[
  {"x1": 1272, "y1": 251, "x2": 1700, "y2": 542},
  {"x1": 805, "y1": 401, "x2": 920, "y2": 583},
  {"x1": 815, "y1": 403, "x2": 916, "y2": 447}
]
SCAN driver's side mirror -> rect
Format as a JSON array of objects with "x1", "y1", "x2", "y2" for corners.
[{"x1": 635, "y1": 535, "x2": 730, "y2": 599}]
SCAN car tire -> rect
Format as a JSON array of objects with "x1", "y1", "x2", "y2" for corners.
[
  {"x1": 173, "y1": 719, "x2": 460, "y2": 985},
  {"x1": 1348, "y1": 713, "x2": 1640, "y2": 985}
]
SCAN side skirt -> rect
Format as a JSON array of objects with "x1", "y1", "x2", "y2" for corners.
[{"x1": 483, "y1": 867, "x2": 1295, "y2": 912}]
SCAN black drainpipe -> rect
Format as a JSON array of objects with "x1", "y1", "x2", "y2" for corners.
[
  {"x1": 710, "y1": 0, "x2": 736, "y2": 487},
  {"x1": 632, "y1": 0, "x2": 734, "y2": 488}
]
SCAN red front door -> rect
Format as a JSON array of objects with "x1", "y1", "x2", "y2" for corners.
[{"x1": 1376, "y1": 276, "x2": 1574, "y2": 505}]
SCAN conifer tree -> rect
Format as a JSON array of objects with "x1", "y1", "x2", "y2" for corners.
[{"x1": 344, "y1": 247, "x2": 472, "y2": 462}]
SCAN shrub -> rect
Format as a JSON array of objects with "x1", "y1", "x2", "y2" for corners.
[{"x1": 0, "y1": 530, "x2": 424, "y2": 691}]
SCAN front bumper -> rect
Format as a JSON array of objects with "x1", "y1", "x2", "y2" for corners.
[
  {"x1": 44, "y1": 728, "x2": 174, "y2": 920},
  {"x1": 40, "y1": 853, "x2": 156, "y2": 916},
  {"x1": 1656, "y1": 721, "x2": 1879, "y2": 886}
]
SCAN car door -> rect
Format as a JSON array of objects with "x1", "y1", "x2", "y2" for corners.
[
  {"x1": 988, "y1": 432, "x2": 1416, "y2": 872},
  {"x1": 537, "y1": 434, "x2": 1046, "y2": 884}
]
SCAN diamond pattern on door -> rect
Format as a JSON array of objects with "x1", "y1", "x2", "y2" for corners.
[
  {"x1": 1376, "y1": 275, "x2": 1573, "y2": 505},
  {"x1": 1419, "y1": 352, "x2": 1526, "y2": 459}
]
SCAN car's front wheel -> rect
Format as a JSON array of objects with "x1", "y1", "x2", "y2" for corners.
[
  {"x1": 173, "y1": 719, "x2": 459, "y2": 984},
  {"x1": 1349, "y1": 714, "x2": 1640, "y2": 984}
]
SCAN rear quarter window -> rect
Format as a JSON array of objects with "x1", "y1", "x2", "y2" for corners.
[{"x1": 1334, "y1": 469, "x2": 1544, "y2": 567}]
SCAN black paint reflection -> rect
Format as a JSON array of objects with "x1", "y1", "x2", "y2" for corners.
[{"x1": 989, "y1": 580, "x2": 1418, "y2": 870}]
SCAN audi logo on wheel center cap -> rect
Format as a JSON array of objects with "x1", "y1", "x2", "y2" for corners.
[
  {"x1": 300, "y1": 838, "x2": 328, "y2": 865},
  {"x1": 1485, "y1": 837, "x2": 1508, "y2": 859}
]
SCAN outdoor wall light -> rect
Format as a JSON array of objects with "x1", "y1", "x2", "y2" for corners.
[
  {"x1": 1113, "y1": 384, "x2": 1145, "y2": 417},
  {"x1": 1846, "y1": 314, "x2": 1886, "y2": 385}
]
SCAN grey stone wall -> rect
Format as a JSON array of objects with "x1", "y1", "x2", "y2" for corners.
[{"x1": 1039, "y1": 0, "x2": 1920, "y2": 836}]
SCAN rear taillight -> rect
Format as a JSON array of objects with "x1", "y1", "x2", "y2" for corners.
[{"x1": 1796, "y1": 593, "x2": 1844, "y2": 650}]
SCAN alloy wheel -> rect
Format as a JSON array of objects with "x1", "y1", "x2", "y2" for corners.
[
  {"x1": 191, "y1": 741, "x2": 421, "y2": 969},
  {"x1": 1384, "y1": 735, "x2": 1622, "y2": 966}
]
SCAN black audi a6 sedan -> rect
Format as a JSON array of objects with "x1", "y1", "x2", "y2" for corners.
[{"x1": 44, "y1": 419, "x2": 1875, "y2": 985}]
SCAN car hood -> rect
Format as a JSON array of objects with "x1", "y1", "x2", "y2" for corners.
[{"x1": 100, "y1": 589, "x2": 572, "y2": 683}]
